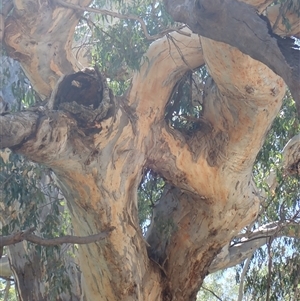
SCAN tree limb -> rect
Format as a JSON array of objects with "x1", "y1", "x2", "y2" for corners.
[
  {"x1": 0, "y1": 227, "x2": 36, "y2": 247},
  {"x1": 209, "y1": 221, "x2": 300, "y2": 273},
  {"x1": 0, "y1": 256, "x2": 12, "y2": 279},
  {"x1": 164, "y1": 0, "x2": 300, "y2": 114},
  {"x1": 3, "y1": 0, "x2": 93, "y2": 97},
  {"x1": 237, "y1": 254, "x2": 253, "y2": 301},
  {"x1": 3, "y1": 279, "x2": 11, "y2": 301},
  {"x1": 0, "y1": 112, "x2": 39, "y2": 149},
  {"x1": 282, "y1": 133, "x2": 300, "y2": 176},
  {"x1": 0, "y1": 226, "x2": 115, "y2": 247},
  {"x1": 202, "y1": 286, "x2": 223, "y2": 301}
]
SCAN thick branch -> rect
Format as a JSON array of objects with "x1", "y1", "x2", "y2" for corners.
[
  {"x1": 0, "y1": 256, "x2": 12, "y2": 279},
  {"x1": 0, "y1": 112, "x2": 39, "y2": 149},
  {"x1": 146, "y1": 186, "x2": 224, "y2": 299},
  {"x1": 130, "y1": 29, "x2": 204, "y2": 120},
  {"x1": 0, "y1": 228, "x2": 36, "y2": 247},
  {"x1": 164, "y1": 0, "x2": 300, "y2": 114},
  {"x1": 0, "y1": 227, "x2": 114, "y2": 247},
  {"x1": 138, "y1": 17, "x2": 286, "y2": 198},
  {"x1": 0, "y1": 110, "x2": 73, "y2": 166},
  {"x1": 3, "y1": 0, "x2": 93, "y2": 98},
  {"x1": 209, "y1": 221, "x2": 300, "y2": 273}
]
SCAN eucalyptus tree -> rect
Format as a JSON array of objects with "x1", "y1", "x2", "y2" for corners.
[{"x1": 0, "y1": 0, "x2": 299, "y2": 300}]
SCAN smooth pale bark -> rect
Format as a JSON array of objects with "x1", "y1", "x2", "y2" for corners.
[
  {"x1": 0, "y1": 256, "x2": 12, "y2": 279},
  {"x1": 8, "y1": 242, "x2": 52, "y2": 301},
  {"x1": 282, "y1": 134, "x2": 300, "y2": 176},
  {"x1": 0, "y1": 0, "x2": 291, "y2": 300},
  {"x1": 7, "y1": 241, "x2": 83, "y2": 301},
  {"x1": 209, "y1": 221, "x2": 300, "y2": 273}
]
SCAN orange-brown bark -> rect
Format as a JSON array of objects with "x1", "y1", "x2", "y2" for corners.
[{"x1": 0, "y1": 0, "x2": 292, "y2": 300}]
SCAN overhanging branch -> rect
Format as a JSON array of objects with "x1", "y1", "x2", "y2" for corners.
[
  {"x1": 0, "y1": 112, "x2": 39, "y2": 149},
  {"x1": 164, "y1": 0, "x2": 300, "y2": 114},
  {"x1": 209, "y1": 221, "x2": 300, "y2": 273}
]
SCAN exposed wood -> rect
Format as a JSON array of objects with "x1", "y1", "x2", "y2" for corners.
[{"x1": 3, "y1": 0, "x2": 93, "y2": 98}]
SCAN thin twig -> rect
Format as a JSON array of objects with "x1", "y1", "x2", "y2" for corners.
[
  {"x1": 167, "y1": 34, "x2": 192, "y2": 69},
  {"x1": 202, "y1": 286, "x2": 223, "y2": 301},
  {"x1": 55, "y1": 0, "x2": 190, "y2": 40},
  {"x1": 272, "y1": 0, "x2": 289, "y2": 32},
  {"x1": 0, "y1": 226, "x2": 115, "y2": 247},
  {"x1": 3, "y1": 280, "x2": 10, "y2": 301},
  {"x1": 0, "y1": 276, "x2": 14, "y2": 282}
]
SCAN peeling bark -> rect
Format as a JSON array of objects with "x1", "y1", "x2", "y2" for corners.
[
  {"x1": 3, "y1": 0, "x2": 92, "y2": 98},
  {"x1": 0, "y1": 0, "x2": 294, "y2": 300}
]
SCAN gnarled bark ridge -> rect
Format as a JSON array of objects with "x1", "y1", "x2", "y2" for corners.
[{"x1": 0, "y1": 0, "x2": 294, "y2": 300}]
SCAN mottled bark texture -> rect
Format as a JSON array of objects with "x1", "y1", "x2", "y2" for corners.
[
  {"x1": 164, "y1": 0, "x2": 300, "y2": 114},
  {"x1": 0, "y1": 0, "x2": 296, "y2": 300}
]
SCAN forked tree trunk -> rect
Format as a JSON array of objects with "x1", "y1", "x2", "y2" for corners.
[{"x1": 0, "y1": 0, "x2": 291, "y2": 300}]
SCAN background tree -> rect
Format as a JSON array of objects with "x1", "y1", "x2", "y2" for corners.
[{"x1": 0, "y1": 0, "x2": 299, "y2": 300}]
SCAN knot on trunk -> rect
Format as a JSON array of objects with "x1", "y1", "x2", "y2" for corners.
[{"x1": 53, "y1": 67, "x2": 115, "y2": 127}]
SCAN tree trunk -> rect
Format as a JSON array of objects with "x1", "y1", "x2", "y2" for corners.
[
  {"x1": 0, "y1": 0, "x2": 291, "y2": 300},
  {"x1": 0, "y1": 170, "x2": 83, "y2": 301}
]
